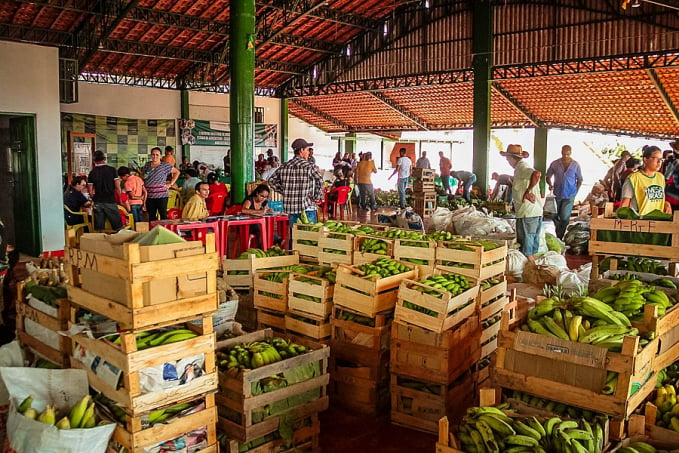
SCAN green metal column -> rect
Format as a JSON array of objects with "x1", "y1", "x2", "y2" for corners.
[
  {"x1": 280, "y1": 98, "x2": 289, "y2": 161},
  {"x1": 472, "y1": 0, "x2": 493, "y2": 193},
  {"x1": 180, "y1": 90, "x2": 190, "y2": 163},
  {"x1": 230, "y1": 0, "x2": 255, "y2": 203},
  {"x1": 345, "y1": 133, "x2": 355, "y2": 156},
  {"x1": 533, "y1": 127, "x2": 548, "y2": 195}
]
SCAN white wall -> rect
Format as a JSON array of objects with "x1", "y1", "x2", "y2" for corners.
[
  {"x1": 0, "y1": 41, "x2": 63, "y2": 252},
  {"x1": 288, "y1": 116, "x2": 337, "y2": 168}
]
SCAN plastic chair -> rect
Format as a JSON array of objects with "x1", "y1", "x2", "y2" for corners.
[
  {"x1": 326, "y1": 186, "x2": 353, "y2": 220},
  {"x1": 167, "y1": 208, "x2": 182, "y2": 220},
  {"x1": 168, "y1": 188, "x2": 183, "y2": 210},
  {"x1": 206, "y1": 193, "x2": 226, "y2": 216},
  {"x1": 63, "y1": 205, "x2": 91, "y2": 241},
  {"x1": 118, "y1": 205, "x2": 134, "y2": 230}
]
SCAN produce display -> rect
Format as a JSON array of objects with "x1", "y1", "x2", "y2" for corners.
[
  {"x1": 354, "y1": 258, "x2": 411, "y2": 278},
  {"x1": 260, "y1": 265, "x2": 314, "y2": 283},
  {"x1": 599, "y1": 256, "x2": 668, "y2": 275},
  {"x1": 95, "y1": 393, "x2": 200, "y2": 426},
  {"x1": 402, "y1": 273, "x2": 474, "y2": 317},
  {"x1": 652, "y1": 383, "x2": 679, "y2": 431},
  {"x1": 335, "y1": 309, "x2": 380, "y2": 327},
  {"x1": 441, "y1": 238, "x2": 503, "y2": 252},
  {"x1": 17, "y1": 394, "x2": 103, "y2": 429},
  {"x1": 236, "y1": 246, "x2": 287, "y2": 260},
  {"x1": 457, "y1": 406, "x2": 607, "y2": 453},
  {"x1": 216, "y1": 337, "x2": 309, "y2": 372},
  {"x1": 108, "y1": 328, "x2": 199, "y2": 350},
  {"x1": 358, "y1": 237, "x2": 390, "y2": 255},
  {"x1": 508, "y1": 391, "x2": 605, "y2": 422},
  {"x1": 591, "y1": 279, "x2": 675, "y2": 319}
]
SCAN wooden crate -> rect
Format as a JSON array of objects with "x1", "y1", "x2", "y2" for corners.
[
  {"x1": 477, "y1": 274, "x2": 508, "y2": 316},
  {"x1": 632, "y1": 303, "x2": 679, "y2": 373},
  {"x1": 330, "y1": 343, "x2": 391, "y2": 385},
  {"x1": 412, "y1": 192, "x2": 437, "y2": 218},
  {"x1": 221, "y1": 414, "x2": 320, "y2": 453},
  {"x1": 236, "y1": 290, "x2": 258, "y2": 332},
  {"x1": 480, "y1": 312, "x2": 502, "y2": 360},
  {"x1": 390, "y1": 317, "x2": 480, "y2": 385},
  {"x1": 65, "y1": 234, "x2": 218, "y2": 330},
  {"x1": 287, "y1": 273, "x2": 334, "y2": 318},
  {"x1": 331, "y1": 306, "x2": 392, "y2": 352},
  {"x1": 285, "y1": 311, "x2": 331, "y2": 342},
  {"x1": 329, "y1": 370, "x2": 390, "y2": 416},
  {"x1": 436, "y1": 239, "x2": 508, "y2": 280},
  {"x1": 390, "y1": 370, "x2": 475, "y2": 434},
  {"x1": 333, "y1": 261, "x2": 418, "y2": 317},
  {"x1": 224, "y1": 252, "x2": 300, "y2": 290},
  {"x1": 352, "y1": 235, "x2": 395, "y2": 266},
  {"x1": 257, "y1": 309, "x2": 286, "y2": 334},
  {"x1": 412, "y1": 168, "x2": 435, "y2": 180},
  {"x1": 393, "y1": 238, "x2": 436, "y2": 274},
  {"x1": 292, "y1": 224, "x2": 323, "y2": 259},
  {"x1": 253, "y1": 270, "x2": 290, "y2": 313},
  {"x1": 15, "y1": 284, "x2": 71, "y2": 367},
  {"x1": 395, "y1": 272, "x2": 479, "y2": 333},
  {"x1": 412, "y1": 181, "x2": 436, "y2": 192},
  {"x1": 107, "y1": 393, "x2": 217, "y2": 453},
  {"x1": 493, "y1": 310, "x2": 658, "y2": 418},
  {"x1": 70, "y1": 316, "x2": 218, "y2": 416},
  {"x1": 216, "y1": 329, "x2": 330, "y2": 442},
  {"x1": 637, "y1": 402, "x2": 679, "y2": 449},
  {"x1": 589, "y1": 206, "x2": 679, "y2": 260},
  {"x1": 318, "y1": 230, "x2": 354, "y2": 266}
]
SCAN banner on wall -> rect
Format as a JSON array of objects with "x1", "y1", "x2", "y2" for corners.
[{"x1": 179, "y1": 119, "x2": 277, "y2": 147}]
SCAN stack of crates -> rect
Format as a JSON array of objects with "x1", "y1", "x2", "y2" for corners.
[
  {"x1": 411, "y1": 168, "x2": 436, "y2": 218},
  {"x1": 329, "y1": 259, "x2": 418, "y2": 415},
  {"x1": 64, "y1": 230, "x2": 220, "y2": 453},
  {"x1": 285, "y1": 270, "x2": 336, "y2": 344}
]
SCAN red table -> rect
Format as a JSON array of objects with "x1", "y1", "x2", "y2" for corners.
[
  {"x1": 219, "y1": 216, "x2": 269, "y2": 258},
  {"x1": 262, "y1": 215, "x2": 289, "y2": 250},
  {"x1": 150, "y1": 219, "x2": 223, "y2": 258}
]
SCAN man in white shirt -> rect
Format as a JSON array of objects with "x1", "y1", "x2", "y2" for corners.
[
  {"x1": 416, "y1": 151, "x2": 431, "y2": 169},
  {"x1": 389, "y1": 148, "x2": 413, "y2": 209}
]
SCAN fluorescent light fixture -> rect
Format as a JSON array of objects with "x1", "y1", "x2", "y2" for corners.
[{"x1": 631, "y1": 0, "x2": 641, "y2": 7}]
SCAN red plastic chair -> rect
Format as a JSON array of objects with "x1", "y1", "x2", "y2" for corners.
[
  {"x1": 225, "y1": 205, "x2": 243, "y2": 216},
  {"x1": 326, "y1": 186, "x2": 353, "y2": 220},
  {"x1": 206, "y1": 193, "x2": 226, "y2": 216},
  {"x1": 167, "y1": 208, "x2": 182, "y2": 220}
]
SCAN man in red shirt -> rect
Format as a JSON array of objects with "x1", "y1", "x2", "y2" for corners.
[
  {"x1": 118, "y1": 166, "x2": 147, "y2": 222},
  {"x1": 439, "y1": 151, "x2": 454, "y2": 195}
]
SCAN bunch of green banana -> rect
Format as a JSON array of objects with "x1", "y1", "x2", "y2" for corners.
[
  {"x1": 353, "y1": 225, "x2": 378, "y2": 235},
  {"x1": 508, "y1": 391, "x2": 605, "y2": 422},
  {"x1": 425, "y1": 231, "x2": 455, "y2": 242},
  {"x1": 359, "y1": 237, "x2": 390, "y2": 255},
  {"x1": 322, "y1": 247, "x2": 348, "y2": 255},
  {"x1": 481, "y1": 278, "x2": 502, "y2": 291},
  {"x1": 376, "y1": 228, "x2": 427, "y2": 241},
  {"x1": 600, "y1": 256, "x2": 668, "y2": 275},
  {"x1": 355, "y1": 258, "x2": 410, "y2": 278},
  {"x1": 146, "y1": 401, "x2": 196, "y2": 426},
  {"x1": 17, "y1": 394, "x2": 100, "y2": 429},
  {"x1": 457, "y1": 405, "x2": 606, "y2": 453},
  {"x1": 296, "y1": 239, "x2": 318, "y2": 246},
  {"x1": 110, "y1": 328, "x2": 198, "y2": 350},
  {"x1": 440, "y1": 260, "x2": 475, "y2": 269},
  {"x1": 592, "y1": 279, "x2": 675, "y2": 319},
  {"x1": 482, "y1": 312, "x2": 502, "y2": 330},
  {"x1": 216, "y1": 337, "x2": 308, "y2": 372},
  {"x1": 617, "y1": 443, "x2": 674, "y2": 453},
  {"x1": 653, "y1": 384, "x2": 679, "y2": 431},
  {"x1": 336, "y1": 309, "x2": 377, "y2": 327},
  {"x1": 396, "y1": 375, "x2": 442, "y2": 395},
  {"x1": 295, "y1": 267, "x2": 335, "y2": 285},
  {"x1": 261, "y1": 265, "x2": 313, "y2": 283},
  {"x1": 237, "y1": 246, "x2": 286, "y2": 260},
  {"x1": 442, "y1": 238, "x2": 502, "y2": 251},
  {"x1": 411, "y1": 273, "x2": 472, "y2": 298}
]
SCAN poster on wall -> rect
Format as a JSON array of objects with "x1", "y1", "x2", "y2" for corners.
[{"x1": 179, "y1": 119, "x2": 277, "y2": 147}]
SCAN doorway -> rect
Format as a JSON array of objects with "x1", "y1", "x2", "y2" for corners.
[{"x1": 0, "y1": 114, "x2": 41, "y2": 258}]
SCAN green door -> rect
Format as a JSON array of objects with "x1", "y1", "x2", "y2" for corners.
[{"x1": 10, "y1": 116, "x2": 41, "y2": 257}]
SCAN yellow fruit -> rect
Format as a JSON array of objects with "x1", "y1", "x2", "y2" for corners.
[{"x1": 69, "y1": 394, "x2": 91, "y2": 428}]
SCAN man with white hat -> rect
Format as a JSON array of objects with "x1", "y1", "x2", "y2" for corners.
[
  {"x1": 268, "y1": 138, "x2": 323, "y2": 224},
  {"x1": 501, "y1": 144, "x2": 543, "y2": 259}
]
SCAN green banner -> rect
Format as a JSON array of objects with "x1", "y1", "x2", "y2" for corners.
[{"x1": 179, "y1": 119, "x2": 277, "y2": 147}]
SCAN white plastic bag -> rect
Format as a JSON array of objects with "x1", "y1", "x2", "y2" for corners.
[
  {"x1": 557, "y1": 263, "x2": 592, "y2": 295},
  {"x1": 0, "y1": 368, "x2": 115, "y2": 453},
  {"x1": 544, "y1": 192, "x2": 557, "y2": 217},
  {"x1": 0, "y1": 342, "x2": 24, "y2": 406},
  {"x1": 506, "y1": 249, "x2": 528, "y2": 281},
  {"x1": 429, "y1": 207, "x2": 454, "y2": 233},
  {"x1": 535, "y1": 251, "x2": 569, "y2": 270}
]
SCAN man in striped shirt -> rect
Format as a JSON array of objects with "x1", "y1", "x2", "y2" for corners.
[{"x1": 268, "y1": 138, "x2": 323, "y2": 224}]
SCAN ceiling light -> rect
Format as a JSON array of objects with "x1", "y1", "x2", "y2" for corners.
[
  {"x1": 632, "y1": 0, "x2": 641, "y2": 7},
  {"x1": 424, "y1": 0, "x2": 430, "y2": 7},
  {"x1": 383, "y1": 22, "x2": 389, "y2": 36},
  {"x1": 346, "y1": 45, "x2": 351, "y2": 56}
]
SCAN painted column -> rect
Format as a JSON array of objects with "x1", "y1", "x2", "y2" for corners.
[
  {"x1": 280, "y1": 98, "x2": 289, "y2": 162},
  {"x1": 180, "y1": 90, "x2": 190, "y2": 164},
  {"x1": 533, "y1": 127, "x2": 548, "y2": 195},
  {"x1": 230, "y1": 0, "x2": 255, "y2": 203},
  {"x1": 472, "y1": 0, "x2": 493, "y2": 193}
]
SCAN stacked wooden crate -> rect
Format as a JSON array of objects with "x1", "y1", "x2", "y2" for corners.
[
  {"x1": 330, "y1": 260, "x2": 419, "y2": 415},
  {"x1": 291, "y1": 224, "x2": 324, "y2": 263},
  {"x1": 64, "y1": 231, "x2": 220, "y2": 453},
  {"x1": 391, "y1": 269, "x2": 481, "y2": 434},
  {"x1": 411, "y1": 168, "x2": 436, "y2": 219},
  {"x1": 285, "y1": 271, "x2": 335, "y2": 344},
  {"x1": 215, "y1": 329, "x2": 329, "y2": 453}
]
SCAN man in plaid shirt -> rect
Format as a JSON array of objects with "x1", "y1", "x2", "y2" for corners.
[{"x1": 268, "y1": 138, "x2": 324, "y2": 224}]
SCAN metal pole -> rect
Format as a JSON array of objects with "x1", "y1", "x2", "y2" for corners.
[{"x1": 472, "y1": 0, "x2": 493, "y2": 193}]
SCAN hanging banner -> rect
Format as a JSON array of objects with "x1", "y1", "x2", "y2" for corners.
[{"x1": 179, "y1": 119, "x2": 277, "y2": 147}]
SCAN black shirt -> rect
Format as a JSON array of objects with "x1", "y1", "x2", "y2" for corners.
[
  {"x1": 63, "y1": 188, "x2": 88, "y2": 225},
  {"x1": 88, "y1": 165, "x2": 118, "y2": 203}
]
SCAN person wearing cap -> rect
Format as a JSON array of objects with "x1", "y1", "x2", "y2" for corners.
[
  {"x1": 162, "y1": 146, "x2": 176, "y2": 166},
  {"x1": 501, "y1": 144, "x2": 542, "y2": 259},
  {"x1": 546, "y1": 145, "x2": 583, "y2": 239},
  {"x1": 388, "y1": 148, "x2": 413, "y2": 209},
  {"x1": 88, "y1": 150, "x2": 123, "y2": 232},
  {"x1": 268, "y1": 138, "x2": 324, "y2": 224}
]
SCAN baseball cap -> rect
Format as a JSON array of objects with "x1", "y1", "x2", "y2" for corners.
[{"x1": 291, "y1": 138, "x2": 313, "y2": 151}]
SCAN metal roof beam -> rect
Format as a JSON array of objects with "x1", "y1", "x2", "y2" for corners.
[
  {"x1": 80, "y1": 0, "x2": 141, "y2": 69},
  {"x1": 290, "y1": 98, "x2": 350, "y2": 130},
  {"x1": 0, "y1": 22, "x2": 73, "y2": 46},
  {"x1": 368, "y1": 92, "x2": 430, "y2": 131},
  {"x1": 491, "y1": 82, "x2": 544, "y2": 128},
  {"x1": 646, "y1": 68, "x2": 679, "y2": 129},
  {"x1": 256, "y1": 1, "x2": 379, "y2": 30}
]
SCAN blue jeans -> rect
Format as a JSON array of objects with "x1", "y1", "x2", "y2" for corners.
[
  {"x1": 462, "y1": 174, "x2": 477, "y2": 201},
  {"x1": 288, "y1": 209, "x2": 318, "y2": 226},
  {"x1": 130, "y1": 204, "x2": 144, "y2": 223},
  {"x1": 517, "y1": 216, "x2": 542, "y2": 257},
  {"x1": 554, "y1": 197, "x2": 575, "y2": 239},
  {"x1": 397, "y1": 178, "x2": 408, "y2": 209},
  {"x1": 357, "y1": 183, "x2": 376, "y2": 210}
]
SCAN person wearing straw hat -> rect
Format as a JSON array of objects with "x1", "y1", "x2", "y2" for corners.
[{"x1": 501, "y1": 144, "x2": 543, "y2": 259}]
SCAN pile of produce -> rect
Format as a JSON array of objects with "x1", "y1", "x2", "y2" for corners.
[
  {"x1": 216, "y1": 337, "x2": 309, "y2": 372},
  {"x1": 441, "y1": 238, "x2": 503, "y2": 251},
  {"x1": 457, "y1": 406, "x2": 607, "y2": 453},
  {"x1": 354, "y1": 258, "x2": 411, "y2": 279},
  {"x1": 335, "y1": 309, "x2": 379, "y2": 327},
  {"x1": 374, "y1": 228, "x2": 427, "y2": 243},
  {"x1": 358, "y1": 237, "x2": 390, "y2": 255},
  {"x1": 23, "y1": 278, "x2": 67, "y2": 307},
  {"x1": 108, "y1": 328, "x2": 198, "y2": 350},
  {"x1": 545, "y1": 232, "x2": 566, "y2": 254},
  {"x1": 17, "y1": 394, "x2": 104, "y2": 429},
  {"x1": 599, "y1": 256, "x2": 668, "y2": 275},
  {"x1": 295, "y1": 267, "x2": 336, "y2": 285},
  {"x1": 652, "y1": 383, "x2": 679, "y2": 431},
  {"x1": 95, "y1": 393, "x2": 200, "y2": 426},
  {"x1": 508, "y1": 391, "x2": 605, "y2": 422},
  {"x1": 402, "y1": 273, "x2": 474, "y2": 317},
  {"x1": 260, "y1": 265, "x2": 314, "y2": 283},
  {"x1": 425, "y1": 231, "x2": 456, "y2": 242},
  {"x1": 236, "y1": 246, "x2": 287, "y2": 260},
  {"x1": 591, "y1": 279, "x2": 675, "y2": 319}
]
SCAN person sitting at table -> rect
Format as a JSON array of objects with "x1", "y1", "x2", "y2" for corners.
[
  {"x1": 64, "y1": 175, "x2": 92, "y2": 225},
  {"x1": 327, "y1": 169, "x2": 351, "y2": 218},
  {"x1": 241, "y1": 184, "x2": 285, "y2": 247},
  {"x1": 182, "y1": 182, "x2": 210, "y2": 220}
]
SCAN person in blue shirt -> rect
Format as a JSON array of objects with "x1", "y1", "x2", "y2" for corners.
[{"x1": 546, "y1": 145, "x2": 583, "y2": 239}]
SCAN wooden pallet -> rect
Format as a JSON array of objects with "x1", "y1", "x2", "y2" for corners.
[
  {"x1": 589, "y1": 206, "x2": 679, "y2": 260},
  {"x1": 224, "y1": 252, "x2": 300, "y2": 290},
  {"x1": 494, "y1": 310, "x2": 658, "y2": 418},
  {"x1": 107, "y1": 393, "x2": 217, "y2": 453},
  {"x1": 318, "y1": 230, "x2": 354, "y2": 266},
  {"x1": 435, "y1": 239, "x2": 507, "y2": 280},
  {"x1": 395, "y1": 271, "x2": 479, "y2": 333},
  {"x1": 287, "y1": 273, "x2": 334, "y2": 318},
  {"x1": 256, "y1": 309, "x2": 286, "y2": 334},
  {"x1": 221, "y1": 414, "x2": 320, "y2": 453},
  {"x1": 215, "y1": 330, "x2": 330, "y2": 442},
  {"x1": 65, "y1": 233, "x2": 218, "y2": 330},
  {"x1": 393, "y1": 238, "x2": 436, "y2": 275},
  {"x1": 331, "y1": 306, "x2": 392, "y2": 352},
  {"x1": 15, "y1": 284, "x2": 71, "y2": 367},
  {"x1": 292, "y1": 224, "x2": 324, "y2": 260},
  {"x1": 253, "y1": 270, "x2": 290, "y2": 313},
  {"x1": 390, "y1": 316, "x2": 480, "y2": 385},
  {"x1": 70, "y1": 316, "x2": 218, "y2": 416},
  {"x1": 333, "y1": 261, "x2": 418, "y2": 317},
  {"x1": 352, "y1": 235, "x2": 396, "y2": 266},
  {"x1": 390, "y1": 370, "x2": 475, "y2": 435}
]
